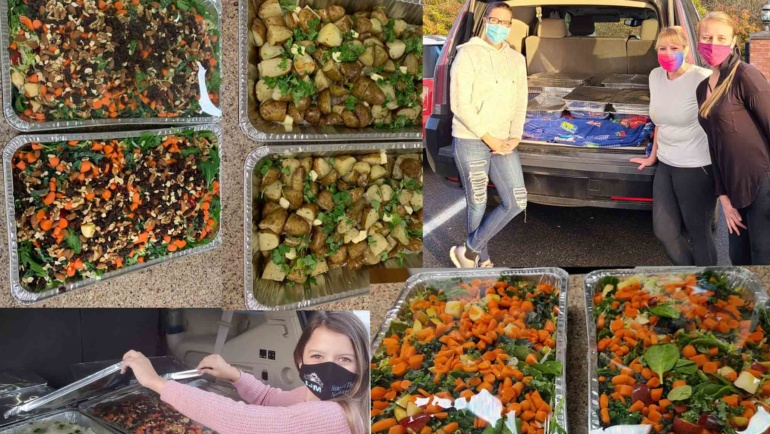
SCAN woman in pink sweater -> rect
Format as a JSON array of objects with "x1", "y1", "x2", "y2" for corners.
[{"x1": 121, "y1": 311, "x2": 369, "y2": 434}]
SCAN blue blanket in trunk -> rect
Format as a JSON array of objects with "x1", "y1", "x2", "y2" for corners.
[{"x1": 523, "y1": 116, "x2": 654, "y2": 148}]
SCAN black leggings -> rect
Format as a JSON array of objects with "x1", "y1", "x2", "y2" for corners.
[
  {"x1": 653, "y1": 162, "x2": 718, "y2": 266},
  {"x1": 729, "y1": 173, "x2": 770, "y2": 265}
]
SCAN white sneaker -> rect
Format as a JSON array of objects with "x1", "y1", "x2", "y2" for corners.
[
  {"x1": 479, "y1": 259, "x2": 494, "y2": 268},
  {"x1": 450, "y1": 245, "x2": 479, "y2": 268}
]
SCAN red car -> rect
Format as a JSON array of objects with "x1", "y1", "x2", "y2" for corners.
[{"x1": 422, "y1": 35, "x2": 446, "y2": 136}]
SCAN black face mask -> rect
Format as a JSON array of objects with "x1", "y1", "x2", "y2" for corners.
[{"x1": 299, "y1": 362, "x2": 357, "y2": 400}]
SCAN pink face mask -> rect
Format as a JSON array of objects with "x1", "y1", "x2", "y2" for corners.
[
  {"x1": 658, "y1": 52, "x2": 684, "y2": 72},
  {"x1": 698, "y1": 43, "x2": 732, "y2": 66}
]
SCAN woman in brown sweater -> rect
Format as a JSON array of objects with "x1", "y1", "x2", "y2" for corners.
[{"x1": 696, "y1": 12, "x2": 770, "y2": 265}]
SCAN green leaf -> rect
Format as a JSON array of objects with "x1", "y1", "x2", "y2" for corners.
[
  {"x1": 648, "y1": 305, "x2": 681, "y2": 319},
  {"x1": 278, "y1": 0, "x2": 296, "y2": 12},
  {"x1": 668, "y1": 385, "x2": 692, "y2": 401},
  {"x1": 643, "y1": 344, "x2": 680, "y2": 383},
  {"x1": 382, "y1": 19, "x2": 396, "y2": 43},
  {"x1": 345, "y1": 95, "x2": 358, "y2": 111},
  {"x1": 371, "y1": 200, "x2": 380, "y2": 212},
  {"x1": 529, "y1": 361, "x2": 563, "y2": 376},
  {"x1": 200, "y1": 146, "x2": 220, "y2": 188},
  {"x1": 65, "y1": 229, "x2": 82, "y2": 254},
  {"x1": 673, "y1": 359, "x2": 699, "y2": 375}
]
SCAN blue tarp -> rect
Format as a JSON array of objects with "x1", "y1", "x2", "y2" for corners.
[{"x1": 523, "y1": 115, "x2": 654, "y2": 148}]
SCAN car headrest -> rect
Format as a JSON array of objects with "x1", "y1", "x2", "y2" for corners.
[
  {"x1": 641, "y1": 19, "x2": 659, "y2": 40},
  {"x1": 512, "y1": 7, "x2": 536, "y2": 24},
  {"x1": 569, "y1": 15, "x2": 595, "y2": 36},
  {"x1": 538, "y1": 19, "x2": 567, "y2": 38}
]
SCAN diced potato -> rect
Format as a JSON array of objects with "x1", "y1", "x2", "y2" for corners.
[
  {"x1": 285, "y1": 213, "x2": 311, "y2": 236},
  {"x1": 267, "y1": 25, "x2": 293, "y2": 46},
  {"x1": 362, "y1": 208, "x2": 379, "y2": 230},
  {"x1": 359, "y1": 47, "x2": 374, "y2": 67},
  {"x1": 262, "y1": 181, "x2": 283, "y2": 202},
  {"x1": 368, "y1": 233, "x2": 388, "y2": 256},
  {"x1": 380, "y1": 184, "x2": 394, "y2": 202},
  {"x1": 333, "y1": 156, "x2": 356, "y2": 177},
  {"x1": 258, "y1": 57, "x2": 292, "y2": 78},
  {"x1": 260, "y1": 43, "x2": 284, "y2": 60},
  {"x1": 370, "y1": 18, "x2": 382, "y2": 34},
  {"x1": 318, "y1": 23, "x2": 343, "y2": 47},
  {"x1": 294, "y1": 54, "x2": 316, "y2": 76},
  {"x1": 410, "y1": 192, "x2": 423, "y2": 211},
  {"x1": 11, "y1": 71, "x2": 24, "y2": 87},
  {"x1": 251, "y1": 17, "x2": 267, "y2": 47},
  {"x1": 369, "y1": 165, "x2": 388, "y2": 181},
  {"x1": 310, "y1": 260, "x2": 329, "y2": 277},
  {"x1": 343, "y1": 228, "x2": 360, "y2": 244},
  {"x1": 337, "y1": 217, "x2": 356, "y2": 234},
  {"x1": 387, "y1": 40, "x2": 406, "y2": 59},
  {"x1": 258, "y1": 208, "x2": 288, "y2": 233},
  {"x1": 299, "y1": 157, "x2": 312, "y2": 173},
  {"x1": 296, "y1": 204, "x2": 319, "y2": 223},
  {"x1": 383, "y1": 60, "x2": 397, "y2": 73},
  {"x1": 281, "y1": 159, "x2": 301, "y2": 184},
  {"x1": 399, "y1": 191, "x2": 413, "y2": 206},
  {"x1": 258, "y1": 231, "x2": 280, "y2": 251},
  {"x1": 258, "y1": 0, "x2": 282, "y2": 19},
  {"x1": 397, "y1": 107, "x2": 420, "y2": 121},
  {"x1": 262, "y1": 259, "x2": 286, "y2": 281},
  {"x1": 393, "y1": 19, "x2": 408, "y2": 37},
  {"x1": 24, "y1": 83, "x2": 39, "y2": 98},
  {"x1": 282, "y1": 188, "x2": 304, "y2": 210},
  {"x1": 392, "y1": 224, "x2": 410, "y2": 245},
  {"x1": 255, "y1": 80, "x2": 273, "y2": 103},
  {"x1": 377, "y1": 83, "x2": 398, "y2": 110},
  {"x1": 312, "y1": 157, "x2": 332, "y2": 178},
  {"x1": 314, "y1": 70, "x2": 331, "y2": 92},
  {"x1": 366, "y1": 185, "x2": 383, "y2": 203},
  {"x1": 353, "y1": 161, "x2": 371, "y2": 174}
]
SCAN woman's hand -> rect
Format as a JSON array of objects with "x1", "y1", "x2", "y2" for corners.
[
  {"x1": 121, "y1": 350, "x2": 166, "y2": 394},
  {"x1": 501, "y1": 138, "x2": 520, "y2": 153},
  {"x1": 630, "y1": 154, "x2": 657, "y2": 171},
  {"x1": 720, "y1": 195, "x2": 747, "y2": 235},
  {"x1": 197, "y1": 354, "x2": 241, "y2": 383},
  {"x1": 481, "y1": 134, "x2": 510, "y2": 155}
]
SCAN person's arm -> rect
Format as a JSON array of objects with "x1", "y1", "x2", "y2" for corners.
[
  {"x1": 508, "y1": 54, "x2": 528, "y2": 141},
  {"x1": 232, "y1": 372, "x2": 307, "y2": 406},
  {"x1": 449, "y1": 49, "x2": 487, "y2": 139},
  {"x1": 160, "y1": 381, "x2": 351, "y2": 434},
  {"x1": 739, "y1": 64, "x2": 770, "y2": 144}
]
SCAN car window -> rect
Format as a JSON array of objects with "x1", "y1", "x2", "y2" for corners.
[
  {"x1": 594, "y1": 20, "x2": 642, "y2": 38},
  {"x1": 423, "y1": 45, "x2": 443, "y2": 79}
]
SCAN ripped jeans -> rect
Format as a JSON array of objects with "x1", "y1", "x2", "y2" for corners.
[{"x1": 453, "y1": 137, "x2": 527, "y2": 262}]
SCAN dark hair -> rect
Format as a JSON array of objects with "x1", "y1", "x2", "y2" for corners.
[
  {"x1": 485, "y1": 1, "x2": 513, "y2": 18},
  {"x1": 293, "y1": 311, "x2": 369, "y2": 434}
]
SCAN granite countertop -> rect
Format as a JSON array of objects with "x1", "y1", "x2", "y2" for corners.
[{"x1": 369, "y1": 266, "x2": 770, "y2": 434}]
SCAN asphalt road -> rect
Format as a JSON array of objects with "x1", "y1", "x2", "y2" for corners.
[{"x1": 423, "y1": 162, "x2": 731, "y2": 269}]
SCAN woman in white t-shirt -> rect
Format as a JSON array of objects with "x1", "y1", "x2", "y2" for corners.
[{"x1": 630, "y1": 26, "x2": 717, "y2": 265}]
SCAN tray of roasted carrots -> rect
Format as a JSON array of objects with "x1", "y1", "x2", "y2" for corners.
[
  {"x1": 585, "y1": 267, "x2": 770, "y2": 434},
  {"x1": 371, "y1": 268, "x2": 569, "y2": 434},
  {"x1": 4, "y1": 125, "x2": 222, "y2": 303}
]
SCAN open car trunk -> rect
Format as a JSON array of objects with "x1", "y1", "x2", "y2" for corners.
[{"x1": 468, "y1": 0, "x2": 665, "y2": 153}]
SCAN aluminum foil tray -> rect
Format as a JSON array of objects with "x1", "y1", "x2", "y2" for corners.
[
  {"x1": 601, "y1": 74, "x2": 649, "y2": 89},
  {"x1": 610, "y1": 89, "x2": 651, "y2": 115},
  {"x1": 0, "y1": 410, "x2": 119, "y2": 434},
  {"x1": 239, "y1": 0, "x2": 423, "y2": 143},
  {"x1": 0, "y1": 0, "x2": 222, "y2": 132},
  {"x1": 244, "y1": 141, "x2": 423, "y2": 310},
  {"x1": 563, "y1": 86, "x2": 619, "y2": 112},
  {"x1": 584, "y1": 267, "x2": 769, "y2": 433},
  {"x1": 528, "y1": 71, "x2": 592, "y2": 88},
  {"x1": 569, "y1": 111, "x2": 610, "y2": 120},
  {"x1": 4, "y1": 125, "x2": 223, "y2": 304},
  {"x1": 0, "y1": 387, "x2": 56, "y2": 428},
  {"x1": 0, "y1": 372, "x2": 47, "y2": 397},
  {"x1": 79, "y1": 380, "x2": 225, "y2": 434},
  {"x1": 372, "y1": 268, "x2": 569, "y2": 433},
  {"x1": 528, "y1": 94, "x2": 566, "y2": 112}
]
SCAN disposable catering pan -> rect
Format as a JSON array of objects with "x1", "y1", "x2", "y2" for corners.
[
  {"x1": 584, "y1": 267, "x2": 768, "y2": 433},
  {"x1": 4, "y1": 125, "x2": 223, "y2": 304},
  {"x1": 371, "y1": 268, "x2": 569, "y2": 434},
  {"x1": 78, "y1": 379, "x2": 227, "y2": 434},
  {"x1": 601, "y1": 74, "x2": 649, "y2": 89},
  {"x1": 0, "y1": 410, "x2": 120, "y2": 434},
  {"x1": 244, "y1": 141, "x2": 423, "y2": 309},
  {"x1": 0, "y1": 386, "x2": 57, "y2": 428},
  {"x1": 526, "y1": 94, "x2": 566, "y2": 120},
  {"x1": 610, "y1": 89, "x2": 651, "y2": 115},
  {"x1": 239, "y1": 0, "x2": 423, "y2": 143},
  {"x1": 563, "y1": 86, "x2": 620, "y2": 112},
  {"x1": 0, "y1": 0, "x2": 222, "y2": 131}
]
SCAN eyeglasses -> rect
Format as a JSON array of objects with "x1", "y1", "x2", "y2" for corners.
[{"x1": 486, "y1": 17, "x2": 512, "y2": 27}]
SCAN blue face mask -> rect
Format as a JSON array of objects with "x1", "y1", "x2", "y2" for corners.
[{"x1": 486, "y1": 23, "x2": 510, "y2": 44}]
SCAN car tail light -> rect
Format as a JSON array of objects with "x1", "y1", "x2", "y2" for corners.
[
  {"x1": 422, "y1": 85, "x2": 430, "y2": 111},
  {"x1": 432, "y1": 5, "x2": 468, "y2": 108}
]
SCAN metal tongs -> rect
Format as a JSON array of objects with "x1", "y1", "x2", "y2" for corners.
[{"x1": 162, "y1": 369, "x2": 203, "y2": 381}]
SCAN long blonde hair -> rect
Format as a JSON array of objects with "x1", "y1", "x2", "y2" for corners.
[
  {"x1": 293, "y1": 312, "x2": 369, "y2": 434},
  {"x1": 698, "y1": 12, "x2": 740, "y2": 118}
]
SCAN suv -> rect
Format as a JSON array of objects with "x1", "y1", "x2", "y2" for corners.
[
  {"x1": 423, "y1": 35, "x2": 446, "y2": 135},
  {"x1": 424, "y1": 0, "x2": 703, "y2": 210}
]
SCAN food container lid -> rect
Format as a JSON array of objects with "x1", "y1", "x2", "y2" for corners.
[
  {"x1": 0, "y1": 386, "x2": 57, "y2": 427},
  {"x1": 601, "y1": 74, "x2": 650, "y2": 86},
  {"x1": 71, "y1": 357, "x2": 187, "y2": 382},
  {"x1": 563, "y1": 86, "x2": 620, "y2": 103},
  {"x1": 0, "y1": 372, "x2": 47, "y2": 397},
  {"x1": 3, "y1": 364, "x2": 124, "y2": 419},
  {"x1": 528, "y1": 94, "x2": 567, "y2": 112},
  {"x1": 611, "y1": 89, "x2": 651, "y2": 105},
  {"x1": 528, "y1": 72, "x2": 592, "y2": 88}
]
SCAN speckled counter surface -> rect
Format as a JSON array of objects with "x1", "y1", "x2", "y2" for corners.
[{"x1": 370, "y1": 266, "x2": 770, "y2": 434}]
